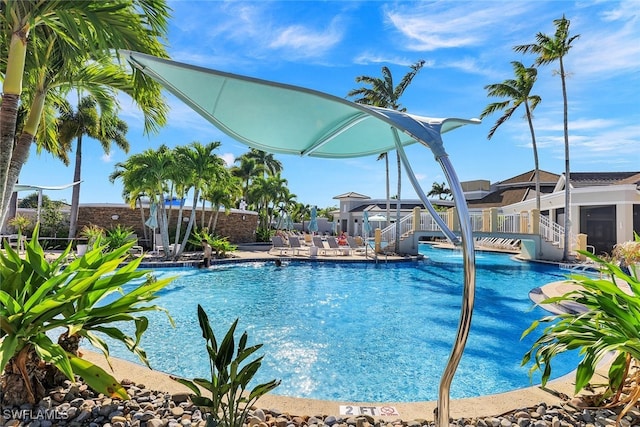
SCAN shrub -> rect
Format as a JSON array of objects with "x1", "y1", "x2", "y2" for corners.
[
  {"x1": 522, "y1": 250, "x2": 640, "y2": 424},
  {"x1": 105, "y1": 224, "x2": 136, "y2": 252},
  {"x1": 0, "y1": 225, "x2": 175, "y2": 405},
  {"x1": 172, "y1": 305, "x2": 280, "y2": 427}
]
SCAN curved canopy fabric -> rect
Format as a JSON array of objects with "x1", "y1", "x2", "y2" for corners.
[
  {"x1": 123, "y1": 50, "x2": 478, "y2": 427},
  {"x1": 122, "y1": 51, "x2": 479, "y2": 160}
]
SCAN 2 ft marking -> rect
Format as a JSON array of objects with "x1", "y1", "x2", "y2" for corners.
[{"x1": 339, "y1": 406, "x2": 399, "y2": 416}]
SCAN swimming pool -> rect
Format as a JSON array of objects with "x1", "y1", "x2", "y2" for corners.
[{"x1": 103, "y1": 244, "x2": 578, "y2": 402}]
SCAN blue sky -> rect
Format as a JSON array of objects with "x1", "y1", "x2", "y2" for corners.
[{"x1": 19, "y1": 1, "x2": 640, "y2": 209}]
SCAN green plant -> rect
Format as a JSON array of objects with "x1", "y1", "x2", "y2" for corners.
[
  {"x1": 522, "y1": 250, "x2": 640, "y2": 423},
  {"x1": 8, "y1": 214, "x2": 32, "y2": 236},
  {"x1": 189, "y1": 228, "x2": 237, "y2": 258},
  {"x1": 105, "y1": 224, "x2": 135, "y2": 252},
  {"x1": 80, "y1": 223, "x2": 106, "y2": 249},
  {"x1": 0, "y1": 225, "x2": 175, "y2": 406},
  {"x1": 211, "y1": 236, "x2": 237, "y2": 258},
  {"x1": 255, "y1": 227, "x2": 272, "y2": 243},
  {"x1": 172, "y1": 305, "x2": 280, "y2": 427}
]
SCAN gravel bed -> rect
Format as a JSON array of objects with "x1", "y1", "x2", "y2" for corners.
[{"x1": 1, "y1": 379, "x2": 638, "y2": 427}]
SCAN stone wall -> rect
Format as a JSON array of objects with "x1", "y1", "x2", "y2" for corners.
[{"x1": 77, "y1": 204, "x2": 258, "y2": 247}]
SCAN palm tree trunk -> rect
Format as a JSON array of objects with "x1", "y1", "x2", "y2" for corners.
[
  {"x1": 0, "y1": 27, "x2": 28, "y2": 222},
  {"x1": 560, "y1": 57, "x2": 571, "y2": 261},
  {"x1": 0, "y1": 94, "x2": 21, "y2": 226},
  {"x1": 1, "y1": 345, "x2": 46, "y2": 406},
  {"x1": 69, "y1": 136, "x2": 83, "y2": 239},
  {"x1": 525, "y1": 103, "x2": 541, "y2": 212},
  {"x1": 139, "y1": 198, "x2": 148, "y2": 243}
]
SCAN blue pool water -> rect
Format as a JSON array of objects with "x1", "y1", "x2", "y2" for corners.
[{"x1": 103, "y1": 244, "x2": 577, "y2": 402}]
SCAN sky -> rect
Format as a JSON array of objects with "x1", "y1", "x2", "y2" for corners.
[{"x1": 17, "y1": 0, "x2": 640, "y2": 210}]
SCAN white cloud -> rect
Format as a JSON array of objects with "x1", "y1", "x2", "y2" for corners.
[
  {"x1": 384, "y1": 2, "x2": 534, "y2": 51},
  {"x1": 220, "y1": 152, "x2": 235, "y2": 167},
  {"x1": 354, "y1": 52, "x2": 435, "y2": 67},
  {"x1": 268, "y1": 20, "x2": 344, "y2": 59}
]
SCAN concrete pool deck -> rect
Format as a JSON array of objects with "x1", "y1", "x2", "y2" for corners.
[{"x1": 78, "y1": 247, "x2": 604, "y2": 421}]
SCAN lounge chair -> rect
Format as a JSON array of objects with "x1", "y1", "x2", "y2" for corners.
[
  {"x1": 326, "y1": 236, "x2": 349, "y2": 256},
  {"x1": 288, "y1": 236, "x2": 308, "y2": 256},
  {"x1": 127, "y1": 234, "x2": 144, "y2": 257},
  {"x1": 347, "y1": 236, "x2": 367, "y2": 255},
  {"x1": 270, "y1": 235, "x2": 289, "y2": 255},
  {"x1": 312, "y1": 236, "x2": 333, "y2": 256}
]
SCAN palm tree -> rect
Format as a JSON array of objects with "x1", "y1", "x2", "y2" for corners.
[
  {"x1": 515, "y1": 15, "x2": 579, "y2": 261},
  {"x1": 173, "y1": 142, "x2": 225, "y2": 259},
  {"x1": 58, "y1": 96, "x2": 129, "y2": 239},
  {"x1": 347, "y1": 60, "x2": 426, "y2": 249},
  {"x1": 480, "y1": 61, "x2": 542, "y2": 211},
  {"x1": 231, "y1": 156, "x2": 259, "y2": 203},
  {"x1": 428, "y1": 182, "x2": 452, "y2": 201},
  {"x1": 0, "y1": 1, "x2": 169, "y2": 229},
  {"x1": 243, "y1": 148, "x2": 283, "y2": 178},
  {"x1": 111, "y1": 146, "x2": 175, "y2": 257},
  {"x1": 201, "y1": 171, "x2": 243, "y2": 232}
]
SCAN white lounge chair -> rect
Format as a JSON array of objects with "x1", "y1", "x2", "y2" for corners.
[
  {"x1": 270, "y1": 236, "x2": 289, "y2": 255},
  {"x1": 327, "y1": 236, "x2": 350, "y2": 256},
  {"x1": 288, "y1": 237, "x2": 308, "y2": 256}
]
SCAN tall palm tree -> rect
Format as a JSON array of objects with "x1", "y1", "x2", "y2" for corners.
[
  {"x1": 173, "y1": 142, "x2": 225, "y2": 259},
  {"x1": 231, "y1": 156, "x2": 259, "y2": 203},
  {"x1": 243, "y1": 148, "x2": 283, "y2": 178},
  {"x1": 515, "y1": 15, "x2": 579, "y2": 261},
  {"x1": 58, "y1": 96, "x2": 129, "y2": 239},
  {"x1": 111, "y1": 145, "x2": 174, "y2": 257},
  {"x1": 480, "y1": 61, "x2": 542, "y2": 211},
  {"x1": 347, "y1": 60, "x2": 426, "y2": 248},
  {"x1": 0, "y1": 1, "x2": 169, "y2": 228}
]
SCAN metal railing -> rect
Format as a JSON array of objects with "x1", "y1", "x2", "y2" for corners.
[
  {"x1": 376, "y1": 209, "x2": 567, "y2": 248},
  {"x1": 539, "y1": 214, "x2": 565, "y2": 248}
]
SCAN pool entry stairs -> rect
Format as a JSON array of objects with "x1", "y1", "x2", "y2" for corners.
[{"x1": 377, "y1": 206, "x2": 573, "y2": 261}]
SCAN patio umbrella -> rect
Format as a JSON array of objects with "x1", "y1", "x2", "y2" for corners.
[
  {"x1": 123, "y1": 50, "x2": 478, "y2": 427},
  {"x1": 308, "y1": 206, "x2": 318, "y2": 233},
  {"x1": 362, "y1": 211, "x2": 372, "y2": 238},
  {"x1": 145, "y1": 202, "x2": 159, "y2": 250}
]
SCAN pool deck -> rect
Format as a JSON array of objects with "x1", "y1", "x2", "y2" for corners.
[{"x1": 78, "y1": 246, "x2": 607, "y2": 422}]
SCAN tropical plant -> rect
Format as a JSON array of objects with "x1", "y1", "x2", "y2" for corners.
[
  {"x1": 515, "y1": 16, "x2": 580, "y2": 261},
  {"x1": 0, "y1": 226, "x2": 175, "y2": 406},
  {"x1": 172, "y1": 142, "x2": 226, "y2": 260},
  {"x1": 104, "y1": 224, "x2": 135, "y2": 252},
  {"x1": 347, "y1": 60, "x2": 426, "y2": 248},
  {"x1": 57, "y1": 96, "x2": 129, "y2": 239},
  {"x1": 428, "y1": 181, "x2": 452, "y2": 201},
  {"x1": 172, "y1": 305, "x2": 280, "y2": 427},
  {"x1": 188, "y1": 228, "x2": 237, "y2": 259},
  {"x1": 522, "y1": 251, "x2": 640, "y2": 424},
  {"x1": 480, "y1": 61, "x2": 542, "y2": 211},
  {"x1": 0, "y1": 1, "x2": 170, "y2": 228},
  {"x1": 79, "y1": 224, "x2": 105, "y2": 250},
  {"x1": 7, "y1": 214, "x2": 32, "y2": 236},
  {"x1": 39, "y1": 200, "x2": 67, "y2": 240},
  {"x1": 18, "y1": 192, "x2": 52, "y2": 209}
]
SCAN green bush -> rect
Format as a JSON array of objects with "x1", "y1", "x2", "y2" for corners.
[
  {"x1": 0, "y1": 225, "x2": 175, "y2": 405},
  {"x1": 172, "y1": 305, "x2": 280, "y2": 427},
  {"x1": 105, "y1": 224, "x2": 135, "y2": 252},
  {"x1": 522, "y1": 250, "x2": 640, "y2": 423}
]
